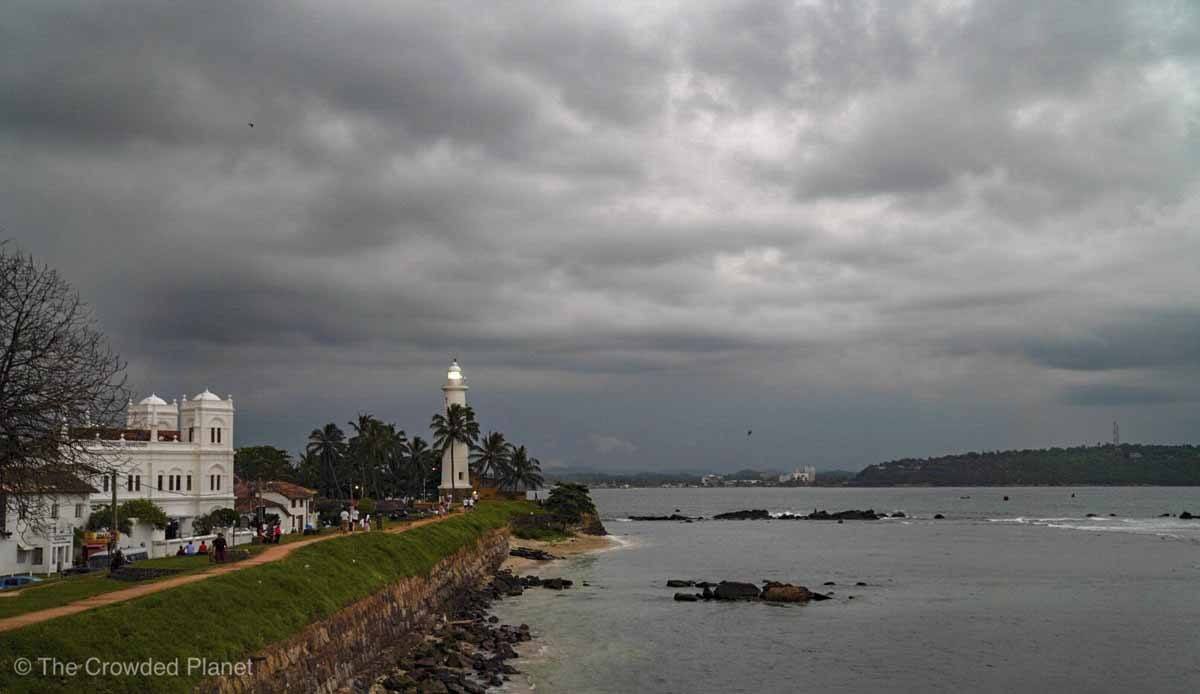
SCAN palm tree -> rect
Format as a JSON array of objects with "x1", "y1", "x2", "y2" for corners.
[
  {"x1": 384, "y1": 426, "x2": 410, "y2": 498},
  {"x1": 306, "y1": 423, "x2": 347, "y2": 498},
  {"x1": 470, "y1": 431, "x2": 510, "y2": 488},
  {"x1": 499, "y1": 444, "x2": 544, "y2": 492},
  {"x1": 349, "y1": 413, "x2": 389, "y2": 501},
  {"x1": 407, "y1": 435, "x2": 436, "y2": 501},
  {"x1": 430, "y1": 403, "x2": 480, "y2": 501}
]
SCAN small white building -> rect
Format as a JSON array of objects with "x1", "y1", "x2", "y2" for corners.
[
  {"x1": 0, "y1": 472, "x2": 97, "y2": 576},
  {"x1": 236, "y1": 480, "x2": 317, "y2": 533},
  {"x1": 85, "y1": 390, "x2": 237, "y2": 543},
  {"x1": 779, "y1": 466, "x2": 817, "y2": 484}
]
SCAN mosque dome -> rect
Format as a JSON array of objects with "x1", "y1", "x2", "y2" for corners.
[
  {"x1": 139, "y1": 394, "x2": 167, "y2": 406},
  {"x1": 193, "y1": 389, "x2": 222, "y2": 401}
]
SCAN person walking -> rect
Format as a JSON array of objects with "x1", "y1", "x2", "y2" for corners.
[
  {"x1": 339, "y1": 508, "x2": 350, "y2": 533},
  {"x1": 213, "y1": 533, "x2": 227, "y2": 562}
]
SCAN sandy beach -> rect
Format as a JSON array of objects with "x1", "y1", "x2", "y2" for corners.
[{"x1": 503, "y1": 532, "x2": 617, "y2": 573}]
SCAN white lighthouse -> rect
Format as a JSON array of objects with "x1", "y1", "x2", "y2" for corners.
[{"x1": 439, "y1": 359, "x2": 471, "y2": 500}]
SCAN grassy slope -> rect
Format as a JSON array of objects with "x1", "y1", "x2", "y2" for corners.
[
  {"x1": 0, "y1": 529, "x2": 316, "y2": 620},
  {"x1": 0, "y1": 501, "x2": 530, "y2": 694}
]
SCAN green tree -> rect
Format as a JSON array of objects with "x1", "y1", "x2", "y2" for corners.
[
  {"x1": 234, "y1": 446, "x2": 295, "y2": 482},
  {"x1": 430, "y1": 404, "x2": 480, "y2": 499},
  {"x1": 470, "y1": 431, "x2": 510, "y2": 488},
  {"x1": 544, "y1": 482, "x2": 596, "y2": 523},
  {"x1": 192, "y1": 508, "x2": 240, "y2": 535},
  {"x1": 498, "y1": 444, "x2": 544, "y2": 492},
  {"x1": 349, "y1": 414, "x2": 387, "y2": 501},
  {"x1": 306, "y1": 422, "x2": 347, "y2": 498},
  {"x1": 406, "y1": 435, "x2": 437, "y2": 500},
  {"x1": 86, "y1": 499, "x2": 169, "y2": 534}
]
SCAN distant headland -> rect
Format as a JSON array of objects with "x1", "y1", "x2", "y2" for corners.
[{"x1": 552, "y1": 444, "x2": 1200, "y2": 488}]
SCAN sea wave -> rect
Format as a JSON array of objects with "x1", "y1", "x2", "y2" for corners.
[{"x1": 987, "y1": 515, "x2": 1200, "y2": 540}]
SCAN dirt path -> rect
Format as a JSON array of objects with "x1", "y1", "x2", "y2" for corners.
[{"x1": 0, "y1": 513, "x2": 453, "y2": 634}]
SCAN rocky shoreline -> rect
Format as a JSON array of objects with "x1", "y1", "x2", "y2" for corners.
[{"x1": 361, "y1": 549, "x2": 579, "y2": 694}]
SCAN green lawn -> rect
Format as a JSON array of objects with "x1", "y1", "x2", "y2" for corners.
[{"x1": 0, "y1": 501, "x2": 531, "y2": 693}]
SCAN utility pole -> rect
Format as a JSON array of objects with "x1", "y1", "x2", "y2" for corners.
[{"x1": 109, "y1": 471, "x2": 118, "y2": 566}]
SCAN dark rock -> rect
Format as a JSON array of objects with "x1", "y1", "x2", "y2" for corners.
[
  {"x1": 666, "y1": 579, "x2": 694, "y2": 587},
  {"x1": 823, "y1": 581, "x2": 836, "y2": 586},
  {"x1": 713, "y1": 509, "x2": 772, "y2": 520},
  {"x1": 1180, "y1": 511, "x2": 1194, "y2": 520},
  {"x1": 509, "y1": 547, "x2": 561, "y2": 561},
  {"x1": 383, "y1": 674, "x2": 417, "y2": 691},
  {"x1": 933, "y1": 514, "x2": 945, "y2": 519},
  {"x1": 761, "y1": 583, "x2": 812, "y2": 603},
  {"x1": 1086, "y1": 513, "x2": 1098, "y2": 517},
  {"x1": 701, "y1": 586, "x2": 714, "y2": 600},
  {"x1": 674, "y1": 592, "x2": 700, "y2": 601},
  {"x1": 809, "y1": 592, "x2": 833, "y2": 601},
  {"x1": 713, "y1": 581, "x2": 761, "y2": 600},
  {"x1": 891, "y1": 511, "x2": 906, "y2": 518},
  {"x1": 806, "y1": 509, "x2": 881, "y2": 521},
  {"x1": 695, "y1": 581, "x2": 716, "y2": 588},
  {"x1": 542, "y1": 577, "x2": 573, "y2": 590},
  {"x1": 579, "y1": 512, "x2": 609, "y2": 536},
  {"x1": 855, "y1": 581, "x2": 868, "y2": 586}
]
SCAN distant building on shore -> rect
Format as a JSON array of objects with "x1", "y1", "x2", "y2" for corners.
[{"x1": 779, "y1": 466, "x2": 817, "y2": 485}]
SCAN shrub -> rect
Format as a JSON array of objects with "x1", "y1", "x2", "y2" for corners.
[{"x1": 192, "y1": 508, "x2": 240, "y2": 535}]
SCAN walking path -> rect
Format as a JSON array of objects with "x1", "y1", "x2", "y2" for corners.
[{"x1": 0, "y1": 513, "x2": 453, "y2": 634}]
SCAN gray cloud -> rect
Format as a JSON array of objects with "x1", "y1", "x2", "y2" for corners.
[{"x1": 3, "y1": 0, "x2": 1198, "y2": 470}]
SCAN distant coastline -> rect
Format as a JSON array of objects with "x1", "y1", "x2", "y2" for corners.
[{"x1": 551, "y1": 443, "x2": 1200, "y2": 488}]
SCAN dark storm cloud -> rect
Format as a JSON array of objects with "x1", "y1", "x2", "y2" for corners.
[
  {"x1": 1061, "y1": 384, "x2": 1188, "y2": 407},
  {"x1": 1024, "y1": 311, "x2": 1200, "y2": 372},
  {"x1": 3, "y1": 0, "x2": 1198, "y2": 469}
]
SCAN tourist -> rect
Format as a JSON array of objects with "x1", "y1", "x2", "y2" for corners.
[
  {"x1": 273, "y1": 524, "x2": 282, "y2": 544},
  {"x1": 339, "y1": 508, "x2": 350, "y2": 533},
  {"x1": 197, "y1": 540, "x2": 208, "y2": 554},
  {"x1": 213, "y1": 533, "x2": 227, "y2": 562},
  {"x1": 175, "y1": 546, "x2": 186, "y2": 556}
]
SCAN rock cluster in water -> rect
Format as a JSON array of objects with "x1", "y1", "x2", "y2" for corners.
[
  {"x1": 668, "y1": 579, "x2": 838, "y2": 604},
  {"x1": 491, "y1": 569, "x2": 573, "y2": 596},
  {"x1": 629, "y1": 514, "x2": 700, "y2": 521},
  {"x1": 712, "y1": 508, "x2": 888, "y2": 521},
  {"x1": 508, "y1": 547, "x2": 561, "y2": 561}
]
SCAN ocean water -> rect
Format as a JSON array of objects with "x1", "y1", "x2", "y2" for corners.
[{"x1": 491, "y1": 487, "x2": 1200, "y2": 694}]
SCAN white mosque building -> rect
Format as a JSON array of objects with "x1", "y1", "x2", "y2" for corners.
[
  {"x1": 87, "y1": 389, "x2": 237, "y2": 542},
  {"x1": 439, "y1": 360, "x2": 472, "y2": 501}
]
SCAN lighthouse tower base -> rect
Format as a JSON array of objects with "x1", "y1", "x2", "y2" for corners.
[{"x1": 437, "y1": 485, "x2": 474, "y2": 502}]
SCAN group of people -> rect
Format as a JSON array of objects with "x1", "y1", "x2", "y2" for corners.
[
  {"x1": 257, "y1": 523, "x2": 284, "y2": 544},
  {"x1": 338, "y1": 507, "x2": 372, "y2": 532},
  {"x1": 435, "y1": 489, "x2": 480, "y2": 515},
  {"x1": 173, "y1": 533, "x2": 228, "y2": 561}
]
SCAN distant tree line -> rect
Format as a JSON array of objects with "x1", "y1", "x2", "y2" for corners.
[{"x1": 849, "y1": 444, "x2": 1200, "y2": 486}]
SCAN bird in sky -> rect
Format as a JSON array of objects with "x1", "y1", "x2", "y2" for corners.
[{"x1": 747, "y1": 430, "x2": 752, "y2": 437}]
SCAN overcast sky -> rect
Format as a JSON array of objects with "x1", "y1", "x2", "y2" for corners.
[{"x1": 4, "y1": 1, "x2": 1198, "y2": 472}]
